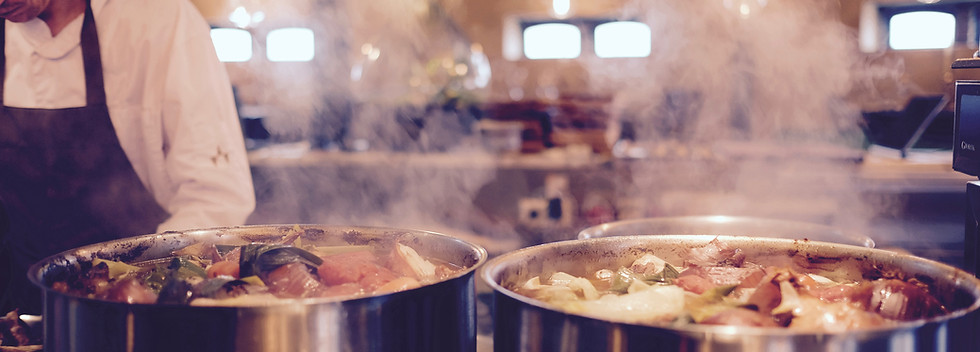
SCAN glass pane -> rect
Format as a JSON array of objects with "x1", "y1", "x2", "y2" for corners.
[
  {"x1": 267, "y1": 28, "x2": 316, "y2": 62},
  {"x1": 594, "y1": 21, "x2": 652, "y2": 58},
  {"x1": 889, "y1": 11, "x2": 955, "y2": 50},
  {"x1": 210, "y1": 28, "x2": 252, "y2": 62},
  {"x1": 523, "y1": 23, "x2": 581, "y2": 60}
]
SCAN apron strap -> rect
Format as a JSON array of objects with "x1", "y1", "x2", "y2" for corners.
[
  {"x1": 1, "y1": 22, "x2": 6, "y2": 105},
  {"x1": 81, "y1": 0, "x2": 106, "y2": 106},
  {"x1": 0, "y1": 0, "x2": 106, "y2": 106}
]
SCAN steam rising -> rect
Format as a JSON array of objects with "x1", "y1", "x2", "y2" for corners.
[
  {"x1": 586, "y1": 0, "x2": 872, "y2": 230},
  {"x1": 241, "y1": 0, "x2": 926, "y2": 252}
]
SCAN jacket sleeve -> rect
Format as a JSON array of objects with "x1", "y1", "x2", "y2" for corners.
[{"x1": 155, "y1": 1, "x2": 256, "y2": 231}]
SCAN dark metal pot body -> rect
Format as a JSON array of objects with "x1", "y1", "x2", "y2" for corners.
[
  {"x1": 578, "y1": 215, "x2": 876, "y2": 248},
  {"x1": 481, "y1": 235, "x2": 980, "y2": 352},
  {"x1": 29, "y1": 225, "x2": 488, "y2": 352}
]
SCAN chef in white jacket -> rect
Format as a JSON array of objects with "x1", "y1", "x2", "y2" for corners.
[{"x1": 0, "y1": 0, "x2": 256, "y2": 314}]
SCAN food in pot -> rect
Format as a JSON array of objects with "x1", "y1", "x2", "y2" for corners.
[
  {"x1": 1, "y1": 310, "x2": 39, "y2": 350},
  {"x1": 44, "y1": 233, "x2": 461, "y2": 306},
  {"x1": 510, "y1": 238, "x2": 947, "y2": 331}
]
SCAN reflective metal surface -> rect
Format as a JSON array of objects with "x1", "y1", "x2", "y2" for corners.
[
  {"x1": 481, "y1": 235, "x2": 980, "y2": 352},
  {"x1": 29, "y1": 225, "x2": 488, "y2": 352},
  {"x1": 578, "y1": 215, "x2": 876, "y2": 248}
]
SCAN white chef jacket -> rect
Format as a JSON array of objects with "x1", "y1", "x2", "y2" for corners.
[{"x1": 2, "y1": 0, "x2": 256, "y2": 232}]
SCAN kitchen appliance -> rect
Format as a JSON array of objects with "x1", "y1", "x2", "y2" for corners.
[
  {"x1": 952, "y1": 56, "x2": 980, "y2": 277},
  {"x1": 481, "y1": 235, "x2": 980, "y2": 352},
  {"x1": 28, "y1": 225, "x2": 487, "y2": 352}
]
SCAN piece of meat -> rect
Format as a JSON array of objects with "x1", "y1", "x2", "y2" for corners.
[
  {"x1": 263, "y1": 263, "x2": 324, "y2": 299},
  {"x1": 674, "y1": 274, "x2": 716, "y2": 294},
  {"x1": 206, "y1": 260, "x2": 241, "y2": 279},
  {"x1": 102, "y1": 278, "x2": 158, "y2": 304},
  {"x1": 317, "y1": 251, "x2": 398, "y2": 291},
  {"x1": 738, "y1": 267, "x2": 768, "y2": 289},
  {"x1": 801, "y1": 281, "x2": 865, "y2": 304},
  {"x1": 686, "y1": 238, "x2": 741, "y2": 267},
  {"x1": 674, "y1": 265, "x2": 765, "y2": 294}
]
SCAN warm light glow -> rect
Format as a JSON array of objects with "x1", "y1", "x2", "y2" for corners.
[
  {"x1": 454, "y1": 63, "x2": 468, "y2": 76},
  {"x1": 210, "y1": 28, "x2": 252, "y2": 62},
  {"x1": 723, "y1": 0, "x2": 768, "y2": 19},
  {"x1": 552, "y1": 0, "x2": 571, "y2": 19},
  {"x1": 267, "y1": 28, "x2": 315, "y2": 62},
  {"x1": 594, "y1": 21, "x2": 651, "y2": 58},
  {"x1": 251, "y1": 11, "x2": 266, "y2": 24},
  {"x1": 889, "y1": 11, "x2": 955, "y2": 50},
  {"x1": 523, "y1": 23, "x2": 581, "y2": 60},
  {"x1": 360, "y1": 43, "x2": 381, "y2": 61},
  {"x1": 228, "y1": 6, "x2": 251, "y2": 28}
]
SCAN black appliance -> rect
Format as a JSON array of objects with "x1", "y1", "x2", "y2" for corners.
[{"x1": 952, "y1": 57, "x2": 980, "y2": 276}]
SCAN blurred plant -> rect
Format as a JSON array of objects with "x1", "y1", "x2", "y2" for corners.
[{"x1": 345, "y1": 0, "x2": 491, "y2": 151}]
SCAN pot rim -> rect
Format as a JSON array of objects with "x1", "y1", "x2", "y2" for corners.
[
  {"x1": 578, "y1": 215, "x2": 877, "y2": 248},
  {"x1": 29, "y1": 224, "x2": 489, "y2": 308},
  {"x1": 480, "y1": 234, "x2": 980, "y2": 338}
]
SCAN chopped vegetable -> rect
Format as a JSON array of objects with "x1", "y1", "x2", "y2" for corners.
[
  {"x1": 92, "y1": 259, "x2": 139, "y2": 280},
  {"x1": 391, "y1": 243, "x2": 437, "y2": 281},
  {"x1": 45, "y1": 238, "x2": 460, "y2": 306},
  {"x1": 239, "y1": 244, "x2": 324, "y2": 278},
  {"x1": 567, "y1": 285, "x2": 686, "y2": 324},
  {"x1": 511, "y1": 242, "x2": 950, "y2": 331},
  {"x1": 685, "y1": 285, "x2": 739, "y2": 323}
]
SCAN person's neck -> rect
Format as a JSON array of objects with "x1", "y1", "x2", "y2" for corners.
[{"x1": 37, "y1": 0, "x2": 86, "y2": 37}]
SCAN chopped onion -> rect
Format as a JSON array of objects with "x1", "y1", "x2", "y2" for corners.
[
  {"x1": 394, "y1": 243, "x2": 437, "y2": 281},
  {"x1": 771, "y1": 280, "x2": 802, "y2": 315}
]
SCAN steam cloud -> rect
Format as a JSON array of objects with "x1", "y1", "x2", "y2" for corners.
[{"x1": 242, "y1": 0, "x2": 931, "y2": 254}]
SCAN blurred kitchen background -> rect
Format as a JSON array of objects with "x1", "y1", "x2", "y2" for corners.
[{"x1": 191, "y1": 0, "x2": 976, "y2": 268}]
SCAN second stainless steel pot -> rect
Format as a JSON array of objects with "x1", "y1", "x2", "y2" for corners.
[{"x1": 481, "y1": 235, "x2": 980, "y2": 352}]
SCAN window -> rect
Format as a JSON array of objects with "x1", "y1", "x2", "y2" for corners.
[
  {"x1": 210, "y1": 28, "x2": 253, "y2": 62},
  {"x1": 594, "y1": 21, "x2": 651, "y2": 58},
  {"x1": 266, "y1": 28, "x2": 316, "y2": 62},
  {"x1": 888, "y1": 11, "x2": 955, "y2": 50},
  {"x1": 512, "y1": 18, "x2": 650, "y2": 60},
  {"x1": 523, "y1": 23, "x2": 582, "y2": 60}
]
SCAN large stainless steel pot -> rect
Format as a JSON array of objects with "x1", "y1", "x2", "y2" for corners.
[
  {"x1": 578, "y1": 215, "x2": 876, "y2": 247},
  {"x1": 481, "y1": 235, "x2": 980, "y2": 352},
  {"x1": 28, "y1": 225, "x2": 488, "y2": 352}
]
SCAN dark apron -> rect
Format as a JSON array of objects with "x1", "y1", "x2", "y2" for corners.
[{"x1": 0, "y1": 0, "x2": 169, "y2": 314}]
